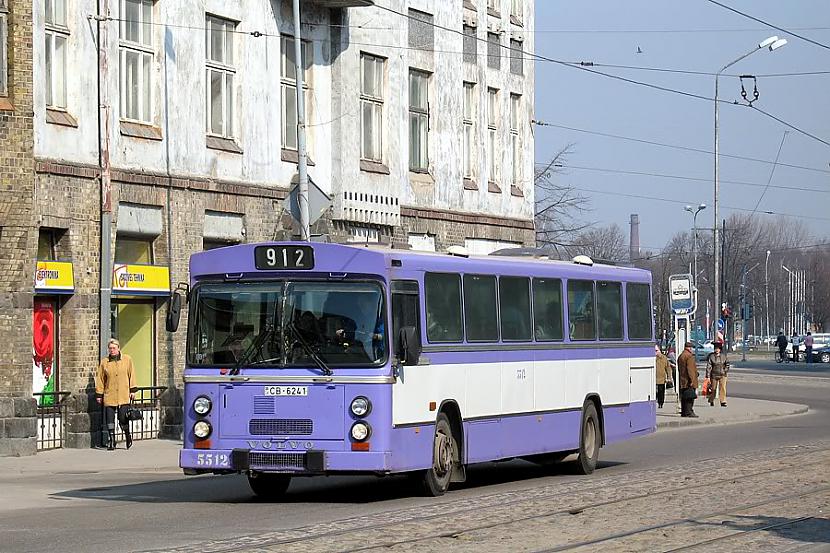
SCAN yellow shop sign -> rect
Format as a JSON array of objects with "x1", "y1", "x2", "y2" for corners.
[
  {"x1": 112, "y1": 264, "x2": 170, "y2": 296},
  {"x1": 34, "y1": 261, "x2": 75, "y2": 293}
]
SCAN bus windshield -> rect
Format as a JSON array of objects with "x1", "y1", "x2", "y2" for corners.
[{"x1": 187, "y1": 281, "x2": 387, "y2": 367}]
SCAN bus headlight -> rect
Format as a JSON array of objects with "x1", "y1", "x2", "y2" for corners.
[
  {"x1": 193, "y1": 421, "x2": 212, "y2": 439},
  {"x1": 193, "y1": 396, "x2": 212, "y2": 415},
  {"x1": 350, "y1": 421, "x2": 371, "y2": 442},
  {"x1": 350, "y1": 396, "x2": 371, "y2": 417}
]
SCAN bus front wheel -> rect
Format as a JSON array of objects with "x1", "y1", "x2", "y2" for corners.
[
  {"x1": 420, "y1": 413, "x2": 457, "y2": 497},
  {"x1": 575, "y1": 402, "x2": 600, "y2": 475},
  {"x1": 248, "y1": 472, "x2": 291, "y2": 499}
]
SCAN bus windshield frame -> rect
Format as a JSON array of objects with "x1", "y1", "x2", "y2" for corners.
[{"x1": 186, "y1": 280, "x2": 388, "y2": 368}]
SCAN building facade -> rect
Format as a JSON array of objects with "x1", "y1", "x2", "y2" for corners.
[{"x1": 0, "y1": 0, "x2": 535, "y2": 454}]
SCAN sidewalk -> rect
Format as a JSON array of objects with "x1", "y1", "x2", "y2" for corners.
[{"x1": 657, "y1": 394, "x2": 808, "y2": 428}]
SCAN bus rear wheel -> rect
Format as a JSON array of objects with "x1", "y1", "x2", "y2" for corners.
[
  {"x1": 575, "y1": 402, "x2": 600, "y2": 475},
  {"x1": 248, "y1": 472, "x2": 291, "y2": 499},
  {"x1": 420, "y1": 413, "x2": 457, "y2": 497}
]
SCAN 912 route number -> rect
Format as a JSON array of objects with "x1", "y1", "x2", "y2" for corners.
[
  {"x1": 196, "y1": 453, "x2": 229, "y2": 467},
  {"x1": 254, "y1": 245, "x2": 314, "y2": 270}
]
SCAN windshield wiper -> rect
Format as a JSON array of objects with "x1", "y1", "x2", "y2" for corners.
[
  {"x1": 286, "y1": 321, "x2": 333, "y2": 376},
  {"x1": 229, "y1": 321, "x2": 276, "y2": 376}
]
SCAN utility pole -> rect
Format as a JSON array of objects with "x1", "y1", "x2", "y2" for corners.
[{"x1": 292, "y1": 0, "x2": 311, "y2": 241}]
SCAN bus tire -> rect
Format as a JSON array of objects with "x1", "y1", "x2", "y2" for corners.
[
  {"x1": 420, "y1": 413, "x2": 457, "y2": 497},
  {"x1": 248, "y1": 472, "x2": 291, "y2": 499},
  {"x1": 575, "y1": 402, "x2": 600, "y2": 475}
]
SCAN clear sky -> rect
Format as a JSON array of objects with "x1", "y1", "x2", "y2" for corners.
[{"x1": 533, "y1": 0, "x2": 830, "y2": 253}]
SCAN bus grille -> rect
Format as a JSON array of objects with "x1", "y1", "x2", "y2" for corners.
[
  {"x1": 253, "y1": 397, "x2": 275, "y2": 415},
  {"x1": 249, "y1": 452, "x2": 305, "y2": 469},
  {"x1": 249, "y1": 419, "x2": 314, "y2": 435}
]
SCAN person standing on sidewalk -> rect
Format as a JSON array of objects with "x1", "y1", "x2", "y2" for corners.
[
  {"x1": 775, "y1": 331, "x2": 788, "y2": 362},
  {"x1": 706, "y1": 342, "x2": 730, "y2": 407},
  {"x1": 804, "y1": 332, "x2": 814, "y2": 364},
  {"x1": 95, "y1": 339, "x2": 137, "y2": 451},
  {"x1": 678, "y1": 341, "x2": 699, "y2": 418},
  {"x1": 791, "y1": 335, "x2": 800, "y2": 362},
  {"x1": 655, "y1": 345, "x2": 672, "y2": 409}
]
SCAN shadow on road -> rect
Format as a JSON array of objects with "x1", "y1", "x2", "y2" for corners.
[
  {"x1": 50, "y1": 458, "x2": 626, "y2": 505},
  {"x1": 697, "y1": 513, "x2": 830, "y2": 545}
]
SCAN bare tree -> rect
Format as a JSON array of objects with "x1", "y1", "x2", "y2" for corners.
[
  {"x1": 534, "y1": 145, "x2": 591, "y2": 253},
  {"x1": 567, "y1": 223, "x2": 628, "y2": 263}
]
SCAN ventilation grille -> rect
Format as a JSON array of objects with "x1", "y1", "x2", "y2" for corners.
[
  {"x1": 249, "y1": 419, "x2": 314, "y2": 436},
  {"x1": 249, "y1": 452, "x2": 305, "y2": 469},
  {"x1": 253, "y1": 397, "x2": 275, "y2": 415}
]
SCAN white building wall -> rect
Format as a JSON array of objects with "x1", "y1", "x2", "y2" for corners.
[{"x1": 33, "y1": 0, "x2": 533, "y2": 223}]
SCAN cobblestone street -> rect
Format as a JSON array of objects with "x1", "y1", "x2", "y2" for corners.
[{"x1": 151, "y1": 441, "x2": 830, "y2": 553}]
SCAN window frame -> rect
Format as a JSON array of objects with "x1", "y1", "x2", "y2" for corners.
[
  {"x1": 596, "y1": 281, "x2": 624, "y2": 341},
  {"x1": 510, "y1": 0, "x2": 523, "y2": 22},
  {"x1": 360, "y1": 53, "x2": 385, "y2": 163},
  {"x1": 0, "y1": 1, "x2": 10, "y2": 97},
  {"x1": 626, "y1": 282, "x2": 654, "y2": 341},
  {"x1": 487, "y1": 32, "x2": 500, "y2": 70},
  {"x1": 408, "y1": 69, "x2": 430, "y2": 172},
  {"x1": 509, "y1": 93, "x2": 521, "y2": 185},
  {"x1": 45, "y1": 0, "x2": 70, "y2": 109},
  {"x1": 532, "y1": 277, "x2": 564, "y2": 342},
  {"x1": 463, "y1": 274, "x2": 499, "y2": 342},
  {"x1": 498, "y1": 276, "x2": 532, "y2": 342},
  {"x1": 462, "y1": 82, "x2": 476, "y2": 179},
  {"x1": 487, "y1": 87, "x2": 498, "y2": 184},
  {"x1": 509, "y1": 38, "x2": 524, "y2": 75},
  {"x1": 280, "y1": 35, "x2": 312, "y2": 151},
  {"x1": 425, "y1": 272, "x2": 464, "y2": 343},
  {"x1": 205, "y1": 14, "x2": 236, "y2": 139},
  {"x1": 119, "y1": 0, "x2": 154, "y2": 124},
  {"x1": 567, "y1": 279, "x2": 597, "y2": 342}
]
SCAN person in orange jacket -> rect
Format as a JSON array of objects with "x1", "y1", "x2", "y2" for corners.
[{"x1": 95, "y1": 339, "x2": 137, "y2": 450}]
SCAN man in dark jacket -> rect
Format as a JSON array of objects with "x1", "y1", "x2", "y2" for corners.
[
  {"x1": 678, "y1": 341, "x2": 699, "y2": 418},
  {"x1": 775, "y1": 332, "x2": 788, "y2": 361},
  {"x1": 706, "y1": 342, "x2": 729, "y2": 407}
]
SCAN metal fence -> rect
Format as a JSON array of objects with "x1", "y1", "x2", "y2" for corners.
[
  {"x1": 34, "y1": 391, "x2": 70, "y2": 451},
  {"x1": 113, "y1": 385, "x2": 167, "y2": 442}
]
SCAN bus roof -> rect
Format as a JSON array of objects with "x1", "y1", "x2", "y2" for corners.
[{"x1": 189, "y1": 242, "x2": 652, "y2": 285}]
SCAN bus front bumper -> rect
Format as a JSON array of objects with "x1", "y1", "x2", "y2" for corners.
[{"x1": 180, "y1": 448, "x2": 392, "y2": 474}]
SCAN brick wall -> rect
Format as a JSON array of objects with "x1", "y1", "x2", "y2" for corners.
[{"x1": 0, "y1": 0, "x2": 37, "y2": 455}]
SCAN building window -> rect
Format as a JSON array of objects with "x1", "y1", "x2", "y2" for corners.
[
  {"x1": 510, "y1": 0, "x2": 523, "y2": 22},
  {"x1": 487, "y1": 88, "x2": 498, "y2": 183},
  {"x1": 0, "y1": 1, "x2": 8, "y2": 97},
  {"x1": 360, "y1": 53, "x2": 384, "y2": 163},
  {"x1": 280, "y1": 35, "x2": 311, "y2": 151},
  {"x1": 462, "y1": 25, "x2": 476, "y2": 64},
  {"x1": 487, "y1": 0, "x2": 499, "y2": 15},
  {"x1": 408, "y1": 9, "x2": 434, "y2": 51},
  {"x1": 487, "y1": 32, "x2": 500, "y2": 70},
  {"x1": 462, "y1": 82, "x2": 475, "y2": 179},
  {"x1": 510, "y1": 93, "x2": 520, "y2": 184},
  {"x1": 205, "y1": 15, "x2": 236, "y2": 139},
  {"x1": 409, "y1": 69, "x2": 429, "y2": 172},
  {"x1": 45, "y1": 0, "x2": 69, "y2": 109},
  {"x1": 509, "y1": 38, "x2": 523, "y2": 75},
  {"x1": 119, "y1": 0, "x2": 154, "y2": 123}
]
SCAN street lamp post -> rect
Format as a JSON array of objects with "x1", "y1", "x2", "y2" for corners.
[
  {"x1": 684, "y1": 204, "x2": 706, "y2": 355},
  {"x1": 713, "y1": 36, "x2": 787, "y2": 344},
  {"x1": 765, "y1": 250, "x2": 771, "y2": 351},
  {"x1": 782, "y1": 264, "x2": 794, "y2": 336}
]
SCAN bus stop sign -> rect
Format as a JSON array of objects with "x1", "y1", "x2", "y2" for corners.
[{"x1": 669, "y1": 274, "x2": 695, "y2": 314}]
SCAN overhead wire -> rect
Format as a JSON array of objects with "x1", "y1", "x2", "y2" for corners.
[
  {"x1": 750, "y1": 131, "x2": 788, "y2": 215},
  {"x1": 704, "y1": 0, "x2": 830, "y2": 51}
]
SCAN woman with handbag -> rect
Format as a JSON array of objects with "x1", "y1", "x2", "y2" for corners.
[
  {"x1": 654, "y1": 345, "x2": 672, "y2": 409},
  {"x1": 678, "y1": 341, "x2": 699, "y2": 418},
  {"x1": 95, "y1": 338, "x2": 138, "y2": 451}
]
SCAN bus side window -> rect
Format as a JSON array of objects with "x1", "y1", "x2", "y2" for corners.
[{"x1": 391, "y1": 280, "x2": 421, "y2": 365}]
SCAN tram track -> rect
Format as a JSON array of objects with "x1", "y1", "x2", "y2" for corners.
[{"x1": 152, "y1": 443, "x2": 830, "y2": 553}]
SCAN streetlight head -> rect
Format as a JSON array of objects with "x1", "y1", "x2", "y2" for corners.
[
  {"x1": 699, "y1": 203, "x2": 707, "y2": 210},
  {"x1": 684, "y1": 205, "x2": 693, "y2": 212},
  {"x1": 769, "y1": 38, "x2": 787, "y2": 51},
  {"x1": 758, "y1": 36, "x2": 779, "y2": 49}
]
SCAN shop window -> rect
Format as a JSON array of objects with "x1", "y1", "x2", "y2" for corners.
[
  {"x1": 115, "y1": 236, "x2": 153, "y2": 264},
  {"x1": 33, "y1": 298, "x2": 59, "y2": 406},
  {"x1": 111, "y1": 301, "x2": 155, "y2": 389}
]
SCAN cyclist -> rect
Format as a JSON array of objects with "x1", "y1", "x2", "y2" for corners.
[{"x1": 775, "y1": 331, "x2": 789, "y2": 363}]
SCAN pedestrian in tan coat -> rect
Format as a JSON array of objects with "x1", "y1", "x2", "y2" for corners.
[
  {"x1": 655, "y1": 345, "x2": 672, "y2": 408},
  {"x1": 677, "y1": 341, "x2": 699, "y2": 418},
  {"x1": 95, "y1": 339, "x2": 137, "y2": 450}
]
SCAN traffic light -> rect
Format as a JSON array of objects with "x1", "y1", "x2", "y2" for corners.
[
  {"x1": 742, "y1": 304, "x2": 754, "y2": 320},
  {"x1": 721, "y1": 304, "x2": 732, "y2": 319}
]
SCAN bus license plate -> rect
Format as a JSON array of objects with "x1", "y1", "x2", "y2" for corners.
[{"x1": 263, "y1": 386, "x2": 308, "y2": 397}]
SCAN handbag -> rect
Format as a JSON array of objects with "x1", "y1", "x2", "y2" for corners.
[
  {"x1": 681, "y1": 387, "x2": 697, "y2": 401},
  {"x1": 125, "y1": 403, "x2": 143, "y2": 422},
  {"x1": 665, "y1": 380, "x2": 674, "y2": 389},
  {"x1": 702, "y1": 377, "x2": 711, "y2": 396}
]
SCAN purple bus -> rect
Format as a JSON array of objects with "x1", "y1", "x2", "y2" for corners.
[{"x1": 168, "y1": 242, "x2": 656, "y2": 498}]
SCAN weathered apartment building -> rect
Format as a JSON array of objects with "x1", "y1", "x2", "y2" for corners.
[{"x1": 0, "y1": 0, "x2": 535, "y2": 455}]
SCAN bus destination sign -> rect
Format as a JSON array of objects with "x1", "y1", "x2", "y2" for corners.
[{"x1": 254, "y1": 245, "x2": 314, "y2": 270}]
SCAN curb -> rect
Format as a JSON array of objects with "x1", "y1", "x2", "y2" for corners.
[{"x1": 657, "y1": 404, "x2": 809, "y2": 429}]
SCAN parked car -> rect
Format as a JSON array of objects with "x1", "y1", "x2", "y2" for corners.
[
  {"x1": 693, "y1": 340, "x2": 715, "y2": 360},
  {"x1": 786, "y1": 334, "x2": 830, "y2": 361},
  {"x1": 813, "y1": 344, "x2": 830, "y2": 364}
]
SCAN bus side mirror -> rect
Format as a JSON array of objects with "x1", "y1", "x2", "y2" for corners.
[
  {"x1": 166, "y1": 292, "x2": 182, "y2": 332},
  {"x1": 398, "y1": 326, "x2": 421, "y2": 366}
]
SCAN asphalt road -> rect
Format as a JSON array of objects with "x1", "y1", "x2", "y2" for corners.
[{"x1": 3, "y1": 369, "x2": 828, "y2": 553}]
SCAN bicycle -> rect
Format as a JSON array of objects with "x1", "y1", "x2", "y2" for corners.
[{"x1": 774, "y1": 349, "x2": 791, "y2": 363}]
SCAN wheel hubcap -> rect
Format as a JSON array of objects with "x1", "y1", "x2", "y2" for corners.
[
  {"x1": 584, "y1": 419, "x2": 596, "y2": 458},
  {"x1": 434, "y1": 430, "x2": 453, "y2": 476}
]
